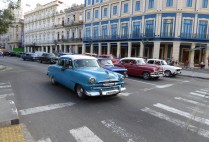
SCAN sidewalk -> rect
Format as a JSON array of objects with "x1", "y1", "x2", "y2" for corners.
[{"x1": 180, "y1": 68, "x2": 209, "y2": 79}]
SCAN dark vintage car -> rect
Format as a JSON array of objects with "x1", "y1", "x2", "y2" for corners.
[
  {"x1": 22, "y1": 53, "x2": 38, "y2": 61},
  {"x1": 55, "y1": 52, "x2": 73, "y2": 57},
  {"x1": 8, "y1": 52, "x2": 16, "y2": 57},
  {"x1": 97, "y1": 58, "x2": 128, "y2": 78},
  {"x1": 114, "y1": 57, "x2": 163, "y2": 80},
  {"x1": 39, "y1": 53, "x2": 58, "y2": 64},
  {"x1": 16, "y1": 52, "x2": 25, "y2": 58},
  {"x1": 47, "y1": 55, "x2": 126, "y2": 99}
]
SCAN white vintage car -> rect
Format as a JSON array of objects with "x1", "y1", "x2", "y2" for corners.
[{"x1": 147, "y1": 59, "x2": 182, "y2": 77}]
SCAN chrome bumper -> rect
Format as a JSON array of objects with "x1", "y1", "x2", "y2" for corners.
[
  {"x1": 150, "y1": 72, "x2": 164, "y2": 77},
  {"x1": 85, "y1": 87, "x2": 126, "y2": 96}
]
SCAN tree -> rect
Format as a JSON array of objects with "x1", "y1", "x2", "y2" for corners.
[{"x1": 0, "y1": 0, "x2": 20, "y2": 34}]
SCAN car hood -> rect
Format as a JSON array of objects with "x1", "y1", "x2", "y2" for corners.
[
  {"x1": 162, "y1": 65, "x2": 182, "y2": 70},
  {"x1": 103, "y1": 65, "x2": 127, "y2": 72},
  {"x1": 75, "y1": 67, "x2": 121, "y2": 82}
]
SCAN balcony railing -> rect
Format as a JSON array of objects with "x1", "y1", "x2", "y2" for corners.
[
  {"x1": 180, "y1": 33, "x2": 209, "y2": 40},
  {"x1": 54, "y1": 38, "x2": 82, "y2": 43},
  {"x1": 64, "y1": 21, "x2": 83, "y2": 27},
  {"x1": 160, "y1": 32, "x2": 175, "y2": 38}
]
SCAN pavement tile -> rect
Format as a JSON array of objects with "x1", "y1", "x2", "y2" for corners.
[{"x1": 0, "y1": 124, "x2": 25, "y2": 142}]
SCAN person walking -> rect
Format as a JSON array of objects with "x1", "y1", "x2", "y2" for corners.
[
  {"x1": 184, "y1": 60, "x2": 189, "y2": 69},
  {"x1": 200, "y1": 61, "x2": 205, "y2": 69}
]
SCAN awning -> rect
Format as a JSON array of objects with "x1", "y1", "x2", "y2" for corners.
[{"x1": 191, "y1": 46, "x2": 206, "y2": 51}]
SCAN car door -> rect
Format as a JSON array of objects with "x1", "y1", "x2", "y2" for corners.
[{"x1": 54, "y1": 58, "x2": 65, "y2": 83}]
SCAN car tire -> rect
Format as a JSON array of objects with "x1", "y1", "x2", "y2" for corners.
[
  {"x1": 143, "y1": 72, "x2": 150, "y2": 80},
  {"x1": 164, "y1": 70, "x2": 171, "y2": 77},
  {"x1": 76, "y1": 85, "x2": 87, "y2": 99},
  {"x1": 51, "y1": 76, "x2": 57, "y2": 85}
]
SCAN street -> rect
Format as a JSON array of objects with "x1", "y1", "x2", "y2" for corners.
[{"x1": 0, "y1": 57, "x2": 209, "y2": 142}]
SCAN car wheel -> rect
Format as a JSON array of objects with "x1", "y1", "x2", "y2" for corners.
[
  {"x1": 51, "y1": 76, "x2": 57, "y2": 85},
  {"x1": 143, "y1": 72, "x2": 150, "y2": 80},
  {"x1": 76, "y1": 85, "x2": 87, "y2": 99},
  {"x1": 164, "y1": 70, "x2": 171, "y2": 77}
]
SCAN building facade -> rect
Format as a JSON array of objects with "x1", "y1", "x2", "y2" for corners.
[{"x1": 83, "y1": 0, "x2": 209, "y2": 68}]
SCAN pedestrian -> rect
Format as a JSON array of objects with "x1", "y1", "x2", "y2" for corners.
[
  {"x1": 200, "y1": 61, "x2": 205, "y2": 69},
  {"x1": 184, "y1": 60, "x2": 189, "y2": 69}
]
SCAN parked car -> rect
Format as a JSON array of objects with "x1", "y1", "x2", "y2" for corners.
[
  {"x1": 8, "y1": 52, "x2": 16, "y2": 57},
  {"x1": 22, "y1": 53, "x2": 39, "y2": 61},
  {"x1": 47, "y1": 55, "x2": 126, "y2": 99},
  {"x1": 114, "y1": 57, "x2": 163, "y2": 80},
  {"x1": 55, "y1": 52, "x2": 73, "y2": 57},
  {"x1": 2, "y1": 51, "x2": 9, "y2": 56},
  {"x1": 83, "y1": 53, "x2": 98, "y2": 57},
  {"x1": 97, "y1": 58, "x2": 128, "y2": 78},
  {"x1": 16, "y1": 52, "x2": 25, "y2": 58},
  {"x1": 39, "y1": 53, "x2": 58, "y2": 64},
  {"x1": 99, "y1": 54, "x2": 120, "y2": 63},
  {"x1": 147, "y1": 59, "x2": 182, "y2": 77}
]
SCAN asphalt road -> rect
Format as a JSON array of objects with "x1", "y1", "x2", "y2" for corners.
[{"x1": 0, "y1": 57, "x2": 209, "y2": 142}]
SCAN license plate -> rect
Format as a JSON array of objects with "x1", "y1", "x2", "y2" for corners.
[{"x1": 107, "y1": 91, "x2": 118, "y2": 95}]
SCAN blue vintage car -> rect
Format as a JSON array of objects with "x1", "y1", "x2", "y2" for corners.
[
  {"x1": 47, "y1": 55, "x2": 126, "y2": 99},
  {"x1": 97, "y1": 58, "x2": 128, "y2": 78}
]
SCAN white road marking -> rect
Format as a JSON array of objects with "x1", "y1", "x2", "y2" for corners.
[
  {"x1": 0, "y1": 85, "x2": 11, "y2": 89},
  {"x1": 174, "y1": 97, "x2": 207, "y2": 106},
  {"x1": 196, "y1": 90, "x2": 209, "y2": 95},
  {"x1": 0, "y1": 93, "x2": 14, "y2": 99},
  {"x1": 200, "y1": 89, "x2": 209, "y2": 92},
  {"x1": 0, "y1": 89, "x2": 13, "y2": 92},
  {"x1": 187, "y1": 107, "x2": 204, "y2": 114},
  {"x1": 70, "y1": 126, "x2": 103, "y2": 142},
  {"x1": 101, "y1": 119, "x2": 146, "y2": 142},
  {"x1": 190, "y1": 92, "x2": 209, "y2": 99},
  {"x1": 19, "y1": 102, "x2": 75, "y2": 116},
  {"x1": 0, "y1": 83, "x2": 9, "y2": 85},
  {"x1": 141, "y1": 107, "x2": 209, "y2": 138},
  {"x1": 127, "y1": 78, "x2": 157, "y2": 86},
  {"x1": 119, "y1": 92, "x2": 131, "y2": 96},
  {"x1": 37, "y1": 137, "x2": 52, "y2": 142},
  {"x1": 156, "y1": 84, "x2": 173, "y2": 88},
  {"x1": 154, "y1": 103, "x2": 209, "y2": 126}
]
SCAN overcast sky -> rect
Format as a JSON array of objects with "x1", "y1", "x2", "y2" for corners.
[{"x1": 0, "y1": 0, "x2": 84, "y2": 13}]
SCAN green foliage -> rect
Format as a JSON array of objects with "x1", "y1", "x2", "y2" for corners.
[{"x1": 13, "y1": 48, "x2": 24, "y2": 52}]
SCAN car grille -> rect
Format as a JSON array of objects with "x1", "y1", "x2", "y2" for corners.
[{"x1": 176, "y1": 69, "x2": 181, "y2": 71}]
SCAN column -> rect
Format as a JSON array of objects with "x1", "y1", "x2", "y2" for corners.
[
  {"x1": 90, "y1": 44, "x2": 93, "y2": 54},
  {"x1": 107, "y1": 43, "x2": 111, "y2": 54},
  {"x1": 140, "y1": 42, "x2": 144, "y2": 57},
  {"x1": 46, "y1": 46, "x2": 48, "y2": 53},
  {"x1": 75, "y1": 28, "x2": 78, "y2": 38},
  {"x1": 59, "y1": 45, "x2": 62, "y2": 52},
  {"x1": 189, "y1": 43, "x2": 195, "y2": 67},
  {"x1": 50, "y1": 46, "x2": 53, "y2": 53},
  {"x1": 117, "y1": 42, "x2": 121, "y2": 58},
  {"x1": 205, "y1": 44, "x2": 209, "y2": 69},
  {"x1": 128, "y1": 42, "x2": 132, "y2": 57},
  {"x1": 69, "y1": 45, "x2": 72, "y2": 53},
  {"x1": 98, "y1": 43, "x2": 102, "y2": 56},
  {"x1": 75, "y1": 45, "x2": 78, "y2": 54},
  {"x1": 153, "y1": 42, "x2": 160, "y2": 59},
  {"x1": 64, "y1": 44, "x2": 66, "y2": 53},
  {"x1": 41, "y1": 46, "x2": 44, "y2": 52},
  {"x1": 172, "y1": 42, "x2": 180, "y2": 62},
  {"x1": 82, "y1": 43, "x2": 86, "y2": 54}
]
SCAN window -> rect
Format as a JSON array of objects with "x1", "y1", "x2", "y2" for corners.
[
  {"x1": 198, "y1": 21, "x2": 208, "y2": 39},
  {"x1": 202, "y1": 0, "x2": 208, "y2": 8},
  {"x1": 113, "y1": 6, "x2": 117, "y2": 15},
  {"x1": 93, "y1": 27, "x2": 99, "y2": 38},
  {"x1": 162, "y1": 19, "x2": 173, "y2": 37},
  {"x1": 135, "y1": 1, "x2": 140, "y2": 11},
  {"x1": 95, "y1": 9, "x2": 99, "y2": 19},
  {"x1": 111, "y1": 24, "x2": 118, "y2": 38},
  {"x1": 145, "y1": 20, "x2": 154, "y2": 37},
  {"x1": 149, "y1": 0, "x2": 154, "y2": 9},
  {"x1": 121, "y1": 23, "x2": 129, "y2": 38},
  {"x1": 86, "y1": 27, "x2": 91, "y2": 38},
  {"x1": 166, "y1": 0, "x2": 173, "y2": 7},
  {"x1": 103, "y1": 8, "x2": 107, "y2": 17},
  {"x1": 124, "y1": 3, "x2": 128, "y2": 13},
  {"x1": 95, "y1": 0, "x2": 99, "y2": 3},
  {"x1": 102, "y1": 25, "x2": 108, "y2": 37},
  {"x1": 87, "y1": 11, "x2": 91, "y2": 20},
  {"x1": 87, "y1": 0, "x2": 91, "y2": 5},
  {"x1": 186, "y1": 0, "x2": 192, "y2": 7},
  {"x1": 132, "y1": 21, "x2": 141, "y2": 37},
  {"x1": 147, "y1": 60, "x2": 154, "y2": 64},
  {"x1": 182, "y1": 19, "x2": 193, "y2": 38}
]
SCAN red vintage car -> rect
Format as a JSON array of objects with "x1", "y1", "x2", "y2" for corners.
[
  {"x1": 114, "y1": 57, "x2": 163, "y2": 79},
  {"x1": 99, "y1": 54, "x2": 119, "y2": 63}
]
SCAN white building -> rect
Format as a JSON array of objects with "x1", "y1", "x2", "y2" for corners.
[{"x1": 83, "y1": 0, "x2": 209, "y2": 68}]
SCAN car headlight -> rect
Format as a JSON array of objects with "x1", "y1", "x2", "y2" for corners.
[
  {"x1": 121, "y1": 75, "x2": 125, "y2": 81},
  {"x1": 89, "y1": 78, "x2": 96, "y2": 84}
]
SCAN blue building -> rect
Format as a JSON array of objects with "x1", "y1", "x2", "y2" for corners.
[{"x1": 83, "y1": 0, "x2": 209, "y2": 68}]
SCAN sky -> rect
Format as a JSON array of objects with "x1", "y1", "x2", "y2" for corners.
[{"x1": 0, "y1": 0, "x2": 84, "y2": 13}]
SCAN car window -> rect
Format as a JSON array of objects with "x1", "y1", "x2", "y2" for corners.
[
  {"x1": 121, "y1": 59, "x2": 130, "y2": 64},
  {"x1": 64, "y1": 59, "x2": 72, "y2": 68},
  {"x1": 58, "y1": 59, "x2": 65, "y2": 67},
  {"x1": 99, "y1": 59, "x2": 113, "y2": 67},
  {"x1": 147, "y1": 60, "x2": 154, "y2": 64},
  {"x1": 74, "y1": 59, "x2": 99, "y2": 68},
  {"x1": 155, "y1": 61, "x2": 161, "y2": 65}
]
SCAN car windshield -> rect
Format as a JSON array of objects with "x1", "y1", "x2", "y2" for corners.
[
  {"x1": 137, "y1": 59, "x2": 146, "y2": 65},
  {"x1": 161, "y1": 60, "x2": 167, "y2": 65},
  {"x1": 48, "y1": 54, "x2": 56, "y2": 57},
  {"x1": 98, "y1": 59, "x2": 114, "y2": 67},
  {"x1": 74, "y1": 59, "x2": 100, "y2": 68}
]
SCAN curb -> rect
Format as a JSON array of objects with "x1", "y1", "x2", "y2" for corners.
[{"x1": 180, "y1": 74, "x2": 209, "y2": 80}]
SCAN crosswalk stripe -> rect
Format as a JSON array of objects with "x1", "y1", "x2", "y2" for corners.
[
  {"x1": 0, "y1": 83, "x2": 9, "y2": 85},
  {"x1": 190, "y1": 92, "x2": 209, "y2": 99},
  {"x1": 141, "y1": 107, "x2": 209, "y2": 138},
  {"x1": 196, "y1": 90, "x2": 209, "y2": 95},
  {"x1": 174, "y1": 97, "x2": 208, "y2": 107},
  {"x1": 154, "y1": 103, "x2": 209, "y2": 126},
  {"x1": 0, "y1": 85, "x2": 11, "y2": 89},
  {"x1": 0, "y1": 93, "x2": 14, "y2": 99},
  {"x1": 70, "y1": 126, "x2": 103, "y2": 142},
  {"x1": 101, "y1": 119, "x2": 145, "y2": 142},
  {"x1": 19, "y1": 102, "x2": 75, "y2": 116},
  {"x1": 200, "y1": 89, "x2": 209, "y2": 92},
  {"x1": 37, "y1": 137, "x2": 52, "y2": 142}
]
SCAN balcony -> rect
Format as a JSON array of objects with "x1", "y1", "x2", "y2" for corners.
[
  {"x1": 180, "y1": 33, "x2": 209, "y2": 41},
  {"x1": 160, "y1": 32, "x2": 175, "y2": 38},
  {"x1": 54, "y1": 38, "x2": 82, "y2": 43},
  {"x1": 64, "y1": 21, "x2": 83, "y2": 27}
]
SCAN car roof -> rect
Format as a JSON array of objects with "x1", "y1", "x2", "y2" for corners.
[
  {"x1": 147, "y1": 59, "x2": 164, "y2": 61},
  {"x1": 61, "y1": 54, "x2": 96, "y2": 60},
  {"x1": 97, "y1": 57, "x2": 111, "y2": 60},
  {"x1": 121, "y1": 57, "x2": 144, "y2": 60}
]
